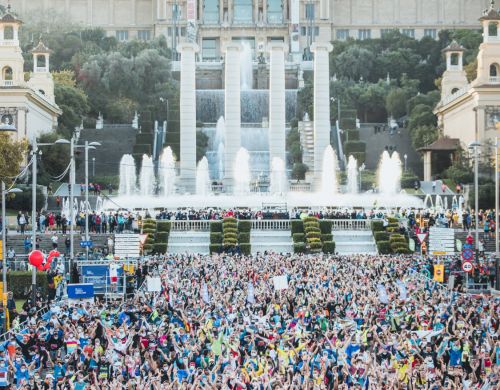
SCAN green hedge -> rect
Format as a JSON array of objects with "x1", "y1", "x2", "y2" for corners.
[
  {"x1": 238, "y1": 232, "x2": 250, "y2": 243},
  {"x1": 322, "y1": 241, "x2": 336, "y2": 254},
  {"x1": 223, "y1": 227, "x2": 239, "y2": 235},
  {"x1": 210, "y1": 232, "x2": 223, "y2": 244},
  {"x1": 371, "y1": 221, "x2": 384, "y2": 232},
  {"x1": 8, "y1": 272, "x2": 48, "y2": 299},
  {"x1": 223, "y1": 217, "x2": 237, "y2": 224},
  {"x1": 153, "y1": 243, "x2": 168, "y2": 254},
  {"x1": 377, "y1": 240, "x2": 391, "y2": 254},
  {"x1": 293, "y1": 233, "x2": 305, "y2": 243},
  {"x1": 387, "y1": 217, "x2": 399, "y2": 223},
  {"x1": 238, "y1": 221, "x2": 251, "y2": 232},
  {"x1": 294, "y1": 243, "x2": 306, "y2": 253},
  {"x1": 240, "y1": 243, "x2": 251, "y2": 255},
  {"x1": 210, "y1": 222, "x2": 222, "y2": 233},
  {"x1": 319, "y1": 220, "x2": 333, "y2": 234},
  {"x1": 304, "y1": 217, "x2": 318, "y2": 223},
  {"x1": 209, "y1": 244, "x2": 222, "y2": 254},
  {"x1": 155, "y1": 232, "x2": 169, "y2": 243},
  {"x1": 346, "y1": 129, "x2": 360, "y2": 141},
  {"x1": 291, "y1": 220, "x2": 304, "y2": 234},
  {"x1": 344, "y1": 141, "x2": 366, "y2": 154},
  {"x1": 321, "y1": 234, "x2": 333, "y2": 242},
  {"x1": 156, "y1": 221, "x2": 171, "y2": 232},
  {"x1": 350, "y1": 152, "x2": 366, "y2": 164},
  {"x1": 374, "y1": 232, "x2": 390, "y2": 241},
  {"x1": 310, "y1": 241, "x2": 323, "y2": 250}
]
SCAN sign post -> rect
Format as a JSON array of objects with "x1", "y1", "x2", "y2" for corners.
[
  {"x1": 462, "y1": 260, "x2": 473, "y2": 290},
  {"x1": 416, "y1": 233, "x2": 428, "y2": 256},
  {"x1": 429, "y1": 227, "x2": 455, "y2": 256}
]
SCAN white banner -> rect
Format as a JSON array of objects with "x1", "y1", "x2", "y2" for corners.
[
  {"x1": 377, "y1": 284, "x2": 389, "y2": 304},
  {"x1": 247, "y1": 282, "x2": 255, "y2": 304},
  {"x1": 273, "y1": 275, "x2": 289, "y2": 290},
  {"x1": 146, "y1": 276, "x2": 162, "y2": 292},
  {"x1": 201, "y1": 282, "x2": 210, "y2": 303}
]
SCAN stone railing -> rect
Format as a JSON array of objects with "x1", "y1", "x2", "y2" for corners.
[
  {"x1": 170, "y1": 220, "x2": 212, "y2": 231},
  {"x1": 489, "y1": 76, "x2": 500, "y2": 84},
  {"x1": 2, "y1": 80, "x2": 14, "y2": 87},
  {"x1": 251, "y1": 219, "x2": 291, "y2": 230},
  {"x1": 330, "y1": 219, "x2": 372, "y2": 230}
]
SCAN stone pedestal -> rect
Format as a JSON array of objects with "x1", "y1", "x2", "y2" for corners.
[
  {"x1": 268, "y1": 42, "x2": 288, "y2": 166},
  {"x1": 178, "y1": 42, "x2": 199, "y2": 193},
  {"x1": 223, "y1": 42, "x2": 242, "y2": 192},
  {"x1": 311, "y1": 42, "x2": 333, "y2": 189}
]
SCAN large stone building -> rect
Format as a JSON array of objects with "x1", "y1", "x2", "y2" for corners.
[{"x1": 8, "y1": 0, "x2": 490, "y2": 61}]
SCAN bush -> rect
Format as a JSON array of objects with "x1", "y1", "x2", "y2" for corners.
[
  {"x1": 371, "y1": 221, "x2": 384, "y2": 232},
  {"x1": 309, "y1": 241, "x2": 323, "y2": 250},
  {"x1": 238, "y1": 232, "x2": 250, "y2": 243},
  {"x1": 304, "y1": 217, "x2": 318, "y2": 223},
  {"x1": 294, "y1": 243, "x2": 306, "y2": 253},
  {"x1": 346, "y1": 129, "x2": 360, "y2": 141},
  {"x1": 153, "y1": 243, "x2": 167, "y2": 254},
  {"x1": 387, "y1": 217, "x2": 399, "y2": 224},
  {"x1": 142, "y1": 244, "x2": 153, "y2": 253},
  {"x1": 155, "y1": 232, "x2": 169, "y2": 243},
  {"x1": 293, "y1": 233, "x2": 305, "y2": 243},
  {"x1": 321, "y1": 234, "x2": 333, "y2": 242},
  {"x1": 209, "y1": 244, "x2": 222, "y2": 254},
  {"x1": 210, "y1": 222, "x2": 222, "y2": 233},
  {"x1": 377, "y1": 240, "x2": 391, "y2": 254},
  {"x1": 392, "y1": 245, "x2": 410, "y2": 254},
  {"x1": 156, "y1": 221, "x2": 171, "y2": 232},
  {"x1": 374, "y1": 232, "x2": 390, "y2": 241},
  {"x1": 210, "y1": 232, "x2": 223, "y2": 244},
  {"x1": 238, "y1": 221, "x2": 251, "y2": 232},
  {"x1": 223, "y1": 217, "x2": 237, "y2": 224},
  {"x1": 143, "y1": 228, "x2": 156, "y2": 235},
  {"x1": 391, "y1": 242, "x2": 408, "y2": 252},
  {"x1": 322, "y1": 241, "x2": 336, "y2": 254},
  {"x1": 400, "y1": 172, "x2": 419, "y2": 189},
  {"x1": 344, "y1": 141, "x2": 366, "y2": 154},
  {"x1": 223, "y1": 232, "x2": 238, "y2": 241},
  {"x1": 306, "y1": 232, "x2": 321, "y2": 240},
  {"x1": 8, "y1": 272, "x2": 48, "y2": 299},
  {"x1": 291, "y1": 220, "x2": 304, "y2": 234},
  {"x1": 6, "y1": 185, "x2": 45, "y2": 212},
  {"x1": 307, "y1": 237, "x2": 321, "y2": 243},
  {"x1": 240, "y1": 243, "x2": 251, "y2": 255},
  {"x1": 223, "y1": 227, "x2": 238, "y2": 235},
  {"x1": 319, "y1": 220, "x2": 333, "y2": 234}
]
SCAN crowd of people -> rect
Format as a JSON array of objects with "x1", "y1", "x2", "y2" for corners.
[{"x1": 0, "y1": 253, "x2": 497, "y2": 388}]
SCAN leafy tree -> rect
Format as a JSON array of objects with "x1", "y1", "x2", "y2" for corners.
[
  {"x1": 410, "y1": 125, "x2": 438, "y2": 149},
  {"x1": 385, "y1": 88, "x2": 408, "y2": 118},
  {"x1": 333, "y1": 46, "x2": 375, "y2": 81},
  {"x1": 55, "y1": 82, "x2": 90, "y2": 138},
  {"x1": 0, "y1": 135, "x2": 28, "y2": 186},
  {"x1": 196, "y1": 131, "x2": 209, "y2": 163}
]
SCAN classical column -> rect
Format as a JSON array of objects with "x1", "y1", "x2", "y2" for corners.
[
  {"x1": 311, "y1": 42, "x2": 333, "y2": 189},
  {"x1": 178, "y1": 42, "x2": 199, "y2": 192},
  {"x1": 224, "y1": 42, "x2": 242, "y2": 191},
  {"x1": 423, "y1": 151, "x2": 432, "y2": 182},
  {"x1": 268, "y1": 42, "x2": 288, "y2": 165}
]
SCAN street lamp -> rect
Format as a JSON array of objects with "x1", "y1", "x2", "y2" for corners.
[
  {"x1": 404, "y1": 154, "x2": 408, "y2": 172},
  {"x1": 92, "y1": 157, "x2": 95, "y2": 177},
  {"x1": 468, "y1": 141, "x2": 481, "y2": 258},
  {"x1": 2, "y1": 183, "x2": 22, "y2": 296}
]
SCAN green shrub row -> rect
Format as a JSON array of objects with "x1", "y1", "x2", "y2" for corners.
[
  {"x1": 238, "y1": 220, "x2": 251, "y2": 233},
  {"x1": 210, "y1": 222, "x2": 222, "y2": 233},
  {"x1": 319, "y1": 220, "x2": 333, "y2": 234},
  {"x1": 9, "y1": 272, "x2": 48, "y2": 299},
  {"x1": 291, "y1": 220, "x2": 304, "y2": 234},
  {"x1": 323, "y1": 241, "x2": 336, "y2": 254}
]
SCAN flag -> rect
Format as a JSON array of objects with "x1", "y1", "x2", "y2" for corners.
[
  {"x1": 377, "y1": 284, "x2": 389, "y2": 304},
  {"x1": 247, "y1": 282, "x2": 255, "y2": 304},
  {"x1": 396, "y1": 280, "x2": 407, "y2": 300},
  {"x1": 201, "y1": 282, "x2": 210, "y2": 304}
]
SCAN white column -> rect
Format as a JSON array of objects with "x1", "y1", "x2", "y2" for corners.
[
  {"x1": 311, "y1": 42, "x2": 333, "y2": 188},
  {"x1": 268, "y1": 42, "x2": 288, "y2": 165},
  {"x1": 178, "y1": 42, "x2": 199, "y2": 192},
  {"x1": 224, "y1": 42, "x2": 242, "y2": 191}
]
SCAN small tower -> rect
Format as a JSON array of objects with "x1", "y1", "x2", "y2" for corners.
[
  {"x1": 0, "y1": 4, "x2": 24, "y2": 87},
  {"x1": 28, "y1": 39, "x2": 55, "y2": 103},
  {"x1": 473, "y1": 0, "x2": 500, "y2": 86},
  {"x1": 440, "y1": 41, "x2": 468, "y2": 100}
]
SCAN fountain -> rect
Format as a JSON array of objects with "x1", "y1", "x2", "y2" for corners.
[
  {"x1": 139, "y1": 154, "x2": 155, "y2": 196},
  {"x1": 269, "y1": 157, "x2": 288, "y2": 194},
  {"x1": 118, "y1": 154, "x2": 137, "y2": 196},
  {"x1": 377, "y1": 151, "x2": 402, "y2": 195},
  {"x1": 159, "y1": 147, "x2": 176, "y2": 196},
  {"x1": 321, "y1": 145, "x2": 338, "y2": 195},
  {"x1": 234, "y1": 147, "x2": 251, "y2": 194},
  {"x1": 240, "y1": 41, "x2": 253, "y2": 90},
  {"x1": 196, "y1": 157, "x2": 211, "y2": 196},
  {"x1": 346, "y1": 155, "x2": 358, "y2": 194}
]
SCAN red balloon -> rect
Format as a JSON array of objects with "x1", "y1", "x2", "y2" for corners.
[
  {"x1": 37, "y1": 265, "x2": 45, "y2": 271},
  {"x1": 46, "y1": 255, "x2": 54, "y2": 264},
  {"x1": 49, "y1": 250, "x2": 60, "y2": 258},
  {"x1": 42, "y1": 263, "x2": 51, "y2": 271},
  {"x1": 29, "y1": 250, "x2": 44, "y2": 267}
]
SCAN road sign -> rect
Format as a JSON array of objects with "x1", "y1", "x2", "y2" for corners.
[
  {"x1": 462, "y1": 261, "x2": 473, "y2": 273},
  {"x1": 429, "y1": 227, "x2": 455, "y2": 255},
  {"x1": 461, "y1": 248, "x2": 474, "y2": 261},
  {"x1": 80, "y1": 240, "x2": 93, "y2": 248},
  {"x1": 416, "y1": 233, "x2": 428, "y2": 244}
]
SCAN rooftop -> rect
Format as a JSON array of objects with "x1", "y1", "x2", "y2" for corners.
[{"x1": 418, "y1": 138, "x2": 461, "y2": 152}]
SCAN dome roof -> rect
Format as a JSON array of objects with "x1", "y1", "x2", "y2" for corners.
[
  {"x1": 442, "y1": 40, "x2": 465, "y2": 53},
  {"x1": 31, "y1": 40, "x2": 52, "y2": 54},
  {"x1": 0, "y1": 4, "x2": 22, "y2": 24},
  {"x1": 480, "y1": 0, "x2": 500, "y2": 21}
]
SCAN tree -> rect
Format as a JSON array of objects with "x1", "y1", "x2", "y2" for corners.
[
  {"x1": 0, "y1": 135, "x2": 28, "y2": 186},
  {"x1": 196, "y1": 131, "x2": 209, "y2": 163},
  {"x1": 333, "y1": 46, "x2": 375, "y2": 81},
  {"x1": 410, "y1": 125, "x2": 438, "y2": 149},
  {"x1": 385, "y1": 88, "x2": 408, "y2": 118},
  {"x1": 54, "y1": 82, "x2": 90, "y2": 138}
]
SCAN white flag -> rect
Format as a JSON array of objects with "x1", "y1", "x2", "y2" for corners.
[
  {"x1": 377, "y1": 284, "x2": 389, "y2": 304},
  {"x1": 247, "y1": 282, "x2": 255, "y2": 304},
  {"x1": 201, "y1": 282, "x2": 210, "y2": 304}
]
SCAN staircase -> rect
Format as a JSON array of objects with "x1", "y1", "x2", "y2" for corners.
[
  {"x1": 298, "y1": 120, "x2": 314, "y2": 169},
  {"x1": 455, "y1": 231, "x2": 496, "y2": 253},
  {"x1": 332, "y1": 230, "x2": 377, "y2": 255},
  {"x1": 167, "y1": 231, "x2": 210, "y2": 254},
  {"x1": 251, "y1": 230, "x2": 293, "y2": 254}
]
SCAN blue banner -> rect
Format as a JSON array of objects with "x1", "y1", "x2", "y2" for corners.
[
  {"x1": 81, "y1": 264, "x2": 124, "y2": 294},
  {"x1": 67, "y1": 283, "x2": 94, "y2": 299}
]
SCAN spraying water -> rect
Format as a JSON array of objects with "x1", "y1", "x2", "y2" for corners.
[
  {"x1": 269, "y1": 157, "x2": 288, "y2": 194},
  {"x1": 240, "y1": 41, "x2": 253, "y2": 90},
  {"x1": 346, "y1": 155, "x2": 359, "y2": 194},
  {"x1": 321, "y1": 145, "x2": 338, "y2": 195},
  {"x1": 215, "y1": 116, "x2": 225, "y2": 180},
  {"x1": 196, "y1": 157, "x2": 211, "y2": 196},
  {"x1": 377, "y1": 151, "x2": 402, "y2": 195},
  {"x1": 159, "y1": 147, "x2": 176, "y2": 196},
  {"x1": 119, "y1": 154, "x2": 137, "y2": 196},
  {"x1": 140, "y1": 155, "x2": 155, "y2": 196},
  {"x1": 234, "y1": 147, "x2": 251, "y2": 195}
]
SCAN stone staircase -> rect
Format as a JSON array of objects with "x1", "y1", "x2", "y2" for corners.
[
  {"x1": 167, "y1": 231, "x2": 210, "y2": 254},
  {"x1": 298, "y1": 120, "x2": 314, "y2": 169},
  {"x1": 6, "y1": 233, "x2": 110, "y2": 255},
  {"x1": 455, "y1": 231, "x2": 496, "y2": 253},
  {"x1": 332, "y1": 230, "x2": 377, "y2": 255},
  {"x1": 250, "y1": 230, "x2": 293, "y2": 254}
]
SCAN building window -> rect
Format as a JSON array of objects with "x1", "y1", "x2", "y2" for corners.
[
  {"x1": 204, "y1": 0, "x2": 219, "y2": 23},
  {"x1": 202, "y1": 38, "x2": 217, "y2": 60},
  {"x1": 490, "y1": 63, "x2": 499, "y2": 77},
  {"x1": 424, "y1": 29, "x2": 437, "y2": 39},
  {"x1": 267, "y1": 0, "x2": 283, "y2": 24},
  {"x1": 301, "y1": 26, "x2": 307, "y2": 36},
  {"x1": 402, "y1": 29, "x2": 415, "y2": 38},
  {"x1": 336, "y1": 29, "x2": 349, "y2": 40},
  {"x1": 381, "y1": 28, "x2": 395, "y2": 37},
  {"x1": 137, "y1": 30, "x2": 151, "y2": 41},
  {"x1": 180, "y1": 27, "x2": 186, "y2": 37},
  {"x1": 234, "y1": 0, "x2": 253, "y2": 23},
  {"x1": 172, "y1": 4, "x2": 182, "y2": 19},
  {"x1": 2, "y1": 66, "x2": 13, "y2": 80},
  {"x1": 305, "y1": 4, "x2": 315, "y2": 19},
  {"x1": 489, "y1": 22, "x2": 498, "y2": 37},
  {"x1": 269, "y1": 37, "x2": 284, "y2": 42},
  {"x1": 358, "y1": 29, "x2": 371, "y2": 40},
  {"x1": 4, "y1": 26, "x2": 13, "y2": 40},
  {"x1": 116, "y1": 30, "x2": 129, "y2": 41}
]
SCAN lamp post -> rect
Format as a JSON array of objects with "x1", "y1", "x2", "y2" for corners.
[
  {"x1": 84, "y1": 142, "x2": 100, "y2": 260},
  {"x1": 2, "y1": 183, "x2": 22, "y2": 295},
  {"x1": 92, "y1": 157, "x2": 95, "y2": 177},
  {"x1": 358, "y1": 163, "x2": 365, "y2": 192},
  {"x1": 468, "y1": 141, "x2": 480, "y2": 259},
  {"x1": 404, "y1": 154, "x2": 408, "y2": 172},
  {"x1": 330, "y1": 97, "x2": 341, "y2": 128}
]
